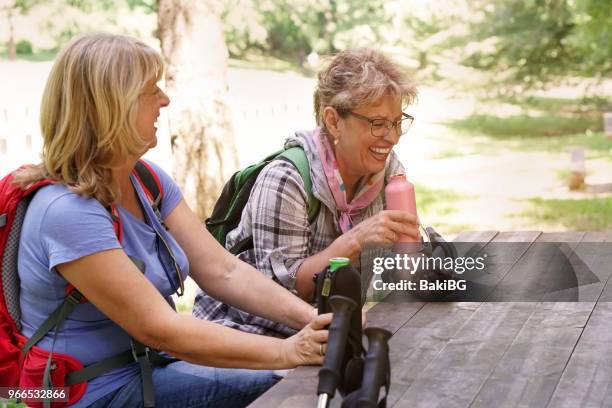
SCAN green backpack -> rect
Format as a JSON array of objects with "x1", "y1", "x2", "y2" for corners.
[{"x1": 205, "y1": 146, "x2": 321, "y2": 255}]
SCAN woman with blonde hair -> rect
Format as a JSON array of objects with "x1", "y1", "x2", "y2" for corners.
[
  {"x1": 194, "y1": 48, "x2": 420, "y2": 337},
  {"x1": 14, "y1": 33, "x2": 329, "y2": 407}
]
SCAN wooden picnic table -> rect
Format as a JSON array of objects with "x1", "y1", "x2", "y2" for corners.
[{"x1": 250, "y1": 230, "x2": 612, "y2": 408}]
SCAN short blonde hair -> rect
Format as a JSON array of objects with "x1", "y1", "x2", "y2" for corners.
[
  {"x1": 14, "y1": 32, "x2": 164, "y2": 206},
  {"x1": 313, "y1": 48, "x2": 417, "y2": 129}
]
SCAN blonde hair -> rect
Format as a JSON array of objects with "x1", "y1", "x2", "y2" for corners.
[
  {"x1": 313, "y1": 48, "x2": 417, "y2": 130},
  {"x1": 14, "y1": 33, "x2": 164, "y2": 206}
]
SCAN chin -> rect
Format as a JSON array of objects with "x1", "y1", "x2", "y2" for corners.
[
  {"x1": 147, "y1": 133, "x2": 158, "y2": 148},
  {"x1": 367, "y1": 161, "x2": 386, "y2": 174}
]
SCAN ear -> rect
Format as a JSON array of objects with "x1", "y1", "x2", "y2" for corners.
[{"x1": 322, "y1": 106, "x2": 341, "y2": 139}]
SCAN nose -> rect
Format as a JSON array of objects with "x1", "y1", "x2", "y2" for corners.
[
  {"x1": 384, "y1": 125, "x2": 401, "y2": 144},
  {"x1": 159, "y1": 90, "x2": 170, "y2": 107}
]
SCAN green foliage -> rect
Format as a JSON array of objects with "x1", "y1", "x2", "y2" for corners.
[
  {"x1": 524, "y1": 197, "x2": 612, "y2": 230},
  {"x1": 462, "y1": 0, "x2": 577, "y2": 88},
  {"x1": 222, "y1": 0, "x2": 391, "y2": 61},
  {"x1": 15, "y1": 39, "x2": 33, "y2": 54},
  {"x1": 402, "y1": 5, "x2": 464, "y2": 69},
  {"x1": 417, "y1": 0, "x2": 612, "y2": 89},
  {"x1": 570, "y1": 0, "x2": 612, "y2": 77},
  {"x1": 125, "y1": 0, "x2": 156, "y2": 12},
  {"x1": 9, "y1": 0, "x2": 42, "y2": 13}
]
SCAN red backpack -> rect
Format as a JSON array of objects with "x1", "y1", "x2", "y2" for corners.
[{"x1": 0, "y1": 160, "x2": 172, "y2": 407}]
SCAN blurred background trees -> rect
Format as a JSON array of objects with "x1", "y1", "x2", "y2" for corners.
[
  {"x1": 404, "y1": 0, "x2": 612, "y2": 92},
  {"x1": 1, "y1": 0, "x2": 610, "y2": 227},
  {"x1": 222, "y1": 0, "x2": 390, "y2": 61}
]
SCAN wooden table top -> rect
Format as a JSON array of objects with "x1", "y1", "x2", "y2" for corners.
[{"x1": 250, "y1": 230, "x2": 612, "y2": 408}]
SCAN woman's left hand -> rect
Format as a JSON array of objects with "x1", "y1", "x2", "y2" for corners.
[{"x1": 281, "y1": 313, "x2": 333, "y2": 366}]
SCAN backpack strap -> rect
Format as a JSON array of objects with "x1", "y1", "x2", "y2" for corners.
[
  {"x1": 278, "y1": 146, "x2": 320, "y2": 224},
  {"x1": 227, "y1": 147, "x2": 321, "y2": 255},
  {"x1": 133, "y1": 160, "x2": 164, "y2": 224}
]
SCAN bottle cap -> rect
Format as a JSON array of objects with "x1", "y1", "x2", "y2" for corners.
[{"x1": 329, "y1": 257, "x2": 350, "y2": 272}]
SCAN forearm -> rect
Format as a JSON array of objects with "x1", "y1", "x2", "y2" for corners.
[
  {"x1": 203, "y1": 256, "x2": 315, "y2": 330},
  {"x1": 155, "y1": 313, "x2": 290, "y2": 369},
  {"x1": 294, "y1": 232, "x2": 362, "y2": 301}
]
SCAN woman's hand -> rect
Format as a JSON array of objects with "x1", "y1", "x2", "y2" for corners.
[
  {"x1": 346, "y1": 210, "x2": 420, "y2": 252},
  {"x1": 280, "y1": 313, "x2": 332, "y2": 367}
]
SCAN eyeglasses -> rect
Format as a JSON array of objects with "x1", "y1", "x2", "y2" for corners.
[{"x1": 347, "y1": 111, "x2": 414, "y2": 138}]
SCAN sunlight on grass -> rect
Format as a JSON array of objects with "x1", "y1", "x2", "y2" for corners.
[
  {"x1": 415, "y1": 183, "x2": 467, "y2": 215},
  {"x1": 441, "y1": 94, "x2": 612, "y2": 159},
  {"x1": 498, "y1": 95, "x2": 612, "y2": 113},
  {"x1": 415, "y1": 184, "x2": 474, "y2": 234},
  {"x1": 0, "y1": 49, "x2": 57, "y2": 62},
  {"x1": 522, "y1": 197, "x2": 612, "y2": 230},
  {"x1": 446, "y1": 113, "x2": 602, "y2": 138}
]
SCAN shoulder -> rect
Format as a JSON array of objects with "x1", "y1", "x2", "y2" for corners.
[
  {"x1": 255, "y1": 158, "x2": 308, "y2": 199},
  {"x1": 30, "y1": 183, "x2": 110, "y2": 221},
  {"x1": 137, "y1": 159, "x2": 176, "y2": 192},
  {"x1": 26, "y1": 184, "x2": 117, "y2": 248},
  {"x1": 137, "y1": 159, "x2": 183, "y2": 218}
]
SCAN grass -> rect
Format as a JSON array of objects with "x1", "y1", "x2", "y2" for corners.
[
  {"x1": 442, "y1": 94, "x2": 612, "y2": 158},
  {"x1": 414, "y1": 183, "x2": 474, "y2": 235},
  {"x1": 522, "y1": 197, "x2": 612, "y2": 230},
  {"x1": 1, "y1": 402, "x2": 27, "y2": 407},
  {"x1": 499, "y1": 95, "x2": 612, "y2": 112},
  {"x1": 415, "y1": 183, "x2": 468, "y2": 216},
  {"x1": 0, "y1": 49, "x2": 57, "y2": 62},
  {"x1": 445, "y1": 117, "x2": 612, "y2": 158},
  {"x1": 447, "y1": 113, "x2": 602, "y2": 139}
]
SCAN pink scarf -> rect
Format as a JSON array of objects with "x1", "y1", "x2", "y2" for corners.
[{"x1": 313, "y1": 128, "x2": 385, "y2": 233}]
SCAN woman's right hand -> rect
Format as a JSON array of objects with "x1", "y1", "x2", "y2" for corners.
[
  {"x1": 346, "y1": 210, "x2": 420, "y2": 251},
  {"x1": 280, "y1": 313, "x2": 332, "y2": 367}
]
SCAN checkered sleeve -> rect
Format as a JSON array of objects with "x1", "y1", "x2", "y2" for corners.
[{"x1": 249, "y1": 159, "x2": 311, "y2": 291}]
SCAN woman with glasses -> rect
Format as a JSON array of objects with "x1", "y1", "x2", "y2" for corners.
[
  {"x1": 193, "y1": 48, "x2": 420, "y2": 338},
  {"x1": 13, "y1": 33, "x2": 330, "y2": 408}
]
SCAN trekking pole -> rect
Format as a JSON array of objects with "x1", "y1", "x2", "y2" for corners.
[
  {"x1": 317, "y1": 295, "x2": 357, "y2": 408},
  {"x1": 354, "y1": 327, "x2": 392, "y2": 408}
]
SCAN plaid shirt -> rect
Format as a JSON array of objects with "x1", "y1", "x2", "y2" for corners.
[{"x1": 193, "y1": 130, "x2": 404, "y2": 337}]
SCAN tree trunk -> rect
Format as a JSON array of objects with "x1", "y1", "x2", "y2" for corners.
[{"x1": 157, "y1": 0, "x2": 238, "y2": 219}]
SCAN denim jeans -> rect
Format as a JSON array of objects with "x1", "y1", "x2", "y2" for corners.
[{"x1": 86, "y1": 361, "x2": 281, "y2": 408}]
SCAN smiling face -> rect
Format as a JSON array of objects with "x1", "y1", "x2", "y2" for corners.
[
  {"x1": 324, "y1": 92, "x2": 403, "y2": 190},
  {"x1": 135, "y1": 81, "x2": 170, "y2": 150}
]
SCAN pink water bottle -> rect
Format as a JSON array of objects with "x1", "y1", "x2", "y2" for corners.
[{"x1": 385, "y1": 173, "x2": 419, "y2": 252}]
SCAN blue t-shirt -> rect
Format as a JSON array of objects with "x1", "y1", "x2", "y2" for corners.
[{"x1": 18, "y1": 160, "x2": 189, "y2": 407}]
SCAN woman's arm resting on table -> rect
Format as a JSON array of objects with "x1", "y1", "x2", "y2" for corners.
[
  {"x1": 164, "y1": 199, "x2": 315, "y2": 330},
  {"x1": 57, "y1": 249, "x2": 330, "y2": 368}
]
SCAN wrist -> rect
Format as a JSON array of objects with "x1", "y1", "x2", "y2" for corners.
[
  {"x1": 336, "y1": 231, "x2": 362, "y2": 260},
  {"x1": 300, "y1": 306, "x2": 317, "y2": 328},
  {"x1": 278, "y1": 337, "x2": 296, "y2": 368}
]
